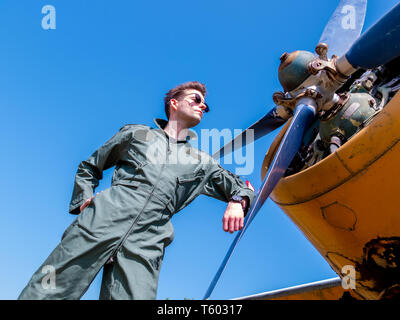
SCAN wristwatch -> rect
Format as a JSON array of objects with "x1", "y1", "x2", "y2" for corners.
[{"x1": 230, "y1": 195, "x2": 244, "y2": 203}]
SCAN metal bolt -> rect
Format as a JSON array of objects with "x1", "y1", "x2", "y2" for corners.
[{"x1": 369, "y1": 99, "x2": 376, "y2": 107}]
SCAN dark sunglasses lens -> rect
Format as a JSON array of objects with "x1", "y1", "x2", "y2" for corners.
[
  {"x1": 194, "y1": 94, "x2": 202, "y2": 104},
  {"x1": 194, "y1": 93, "x2": 209, "y2": 112}
]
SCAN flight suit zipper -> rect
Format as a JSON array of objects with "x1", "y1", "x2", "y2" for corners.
[{"x1": 107, "y1": 135, "x2": 171, "y2": 264}]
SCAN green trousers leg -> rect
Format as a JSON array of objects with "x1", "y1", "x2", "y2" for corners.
[
  {"x1": 19, "y1": 224, "x2": 162, "y2": 300},
  {"x1": 18, "y1": 222, "x2": 115, "y2": 300},
  {"x1": 99, "y1": 246, "x2": 161, "y2": 300}
]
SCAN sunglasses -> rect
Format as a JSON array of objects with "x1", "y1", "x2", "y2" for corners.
[{"x1": 180, "y1": 93, "x2": 210, "y2": 113}]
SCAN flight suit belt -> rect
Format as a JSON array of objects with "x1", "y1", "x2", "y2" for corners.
[{"x1": 112, "y1": 180, "x2": 175, "y2": 215}]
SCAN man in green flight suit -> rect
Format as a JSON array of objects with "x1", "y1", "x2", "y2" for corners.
[{"x1": 18, "y1": 81, "x2": 255, "y2": 300}]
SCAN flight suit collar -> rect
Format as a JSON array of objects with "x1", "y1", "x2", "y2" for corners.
[{"x1": 153, "y1": 118, "x2": 197, "y2": 143}]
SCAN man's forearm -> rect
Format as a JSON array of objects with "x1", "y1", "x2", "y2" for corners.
[{"x1": 69, "y1": 161, "x2": 102, "y2": 214}]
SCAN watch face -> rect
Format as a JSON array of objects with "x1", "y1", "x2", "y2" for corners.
[{"x1": 231, "y1": 195, "x2": 243, "y2": 202}]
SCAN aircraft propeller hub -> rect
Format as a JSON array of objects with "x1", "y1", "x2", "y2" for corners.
[{"x1": 277, "y1": 43, "x2": 352, "y2": 115}]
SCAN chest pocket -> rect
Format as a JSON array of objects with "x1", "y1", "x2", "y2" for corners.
[
  {"x1": 113, "y1": 152, "x2": 148, "y2": 184},
  {"x1": 127, "y1": 150, "x2": 148, "y2": 168},
  {"x1": 175, "y1": 169, "x2": 205, "y2": 211}
]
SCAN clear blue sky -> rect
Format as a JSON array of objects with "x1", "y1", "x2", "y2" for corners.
[{"x1": 1, "y1": 0, "x2": 398, "y2": 300}]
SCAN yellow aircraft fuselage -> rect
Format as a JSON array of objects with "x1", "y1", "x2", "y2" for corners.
[{"x1": 262, "y1": 91, "x2": 400, "y2": 300}]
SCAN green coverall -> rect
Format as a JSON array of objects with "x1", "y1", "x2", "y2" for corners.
[{"x1": 18, "y1": 119, "x2": 255, "y2": 300}]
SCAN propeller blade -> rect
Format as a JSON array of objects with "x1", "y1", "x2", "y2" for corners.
[
  {"x1": 344, "y1": 2, "x2": 400, "y2": 70},
  {"x1": 319, "y1": 0, "x2": 367, "y2": 58},
  {"x1": 212, "y1": 107, "x2": 287, "y2": 160},
  {"x1": 203, "y1": 99, "x2": 316, "y2": 300}
]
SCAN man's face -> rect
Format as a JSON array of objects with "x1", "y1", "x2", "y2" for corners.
[{"x1": 174, "y1": 89, "x2": 207, "y2": 128}]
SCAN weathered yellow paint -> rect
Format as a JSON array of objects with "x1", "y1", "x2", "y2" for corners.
[
  {"x1": 262, "y1": 91, "x2": 400, "y2": 300},
  {"x1": 269, "y1": 286, "x2": 358, "y2": 300}
]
